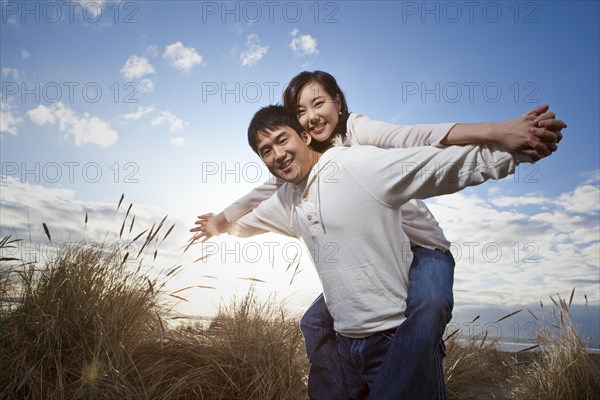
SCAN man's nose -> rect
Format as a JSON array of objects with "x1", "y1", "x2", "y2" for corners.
[{"x1": 273, "y1": 146, "x2": 285, "y2": 160}]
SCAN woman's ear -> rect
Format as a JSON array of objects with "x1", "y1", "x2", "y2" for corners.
[
  {"x1": 335, "y1": 94, "x2": 342, "y2": 114},
  {"x1": 302, "y1": 131, "x2": 312, "y2": 146}
]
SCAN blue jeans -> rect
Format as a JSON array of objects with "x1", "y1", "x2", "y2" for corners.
[
  {"x1": 300, "y1": 246, "x2": 455, "y2": 400},
  {"x1": 337, "y1": 328, "x2": 396, "y2": 399},
  {"x1": 301, "y1": 294, "x2": 349, "y2": 400}
]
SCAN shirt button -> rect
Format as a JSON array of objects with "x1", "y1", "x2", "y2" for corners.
[
  {"x1": 306, "y1": 213, "x2": 313, "y2": 221},
  {"x1": 303, "y1": 195, "x2": 309, "y2": 201}
]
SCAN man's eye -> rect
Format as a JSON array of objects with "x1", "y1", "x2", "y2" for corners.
[
  {"x1": 315, "y1": 101, "x2": 323, "y2": 107},
  {"x1": 262, "y1": 149, "x2": 271, "y2": 157},
  {"x1": 280, "y1": 138, "x2": 287, "y2": 144}
]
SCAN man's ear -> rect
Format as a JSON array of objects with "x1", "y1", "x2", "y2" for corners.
[{"x1": 302, "y1": 131, "x2": 312, "y2": 146}]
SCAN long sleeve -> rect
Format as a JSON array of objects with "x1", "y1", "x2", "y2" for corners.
[
  {"x1": 222, "y1": 177, "x2": 285, "y2": 222},
  {"x1": 228, "y1": 186, "x2": 297, "y2": 239},
  {"x1": 340, "y1": 145, "x2": 526, "y2": 209},
  {"x1": 346, "y1": 113, "x2": 457, "y2": 148}
]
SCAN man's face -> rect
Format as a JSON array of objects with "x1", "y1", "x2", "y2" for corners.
[{"x1": 256, "y1": 125, "x2": 315, "y2": 185}]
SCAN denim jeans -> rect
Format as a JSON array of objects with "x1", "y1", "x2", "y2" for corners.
[
  {"x1": 300, "y1": 246, "x2": 455, "y2": 400},
  {"x1": 301, "y1": 293, "x2": 349, "y2": 400},
  {"x1": 337, "y1": 328, "x2": 396, "y2": 399}
]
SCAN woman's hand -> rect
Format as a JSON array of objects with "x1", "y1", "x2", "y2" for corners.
[
  {"x1": 494, "y1": 105, "x2": 567, "y2": 161},
  {"x1": 443, "y1": 104, "x2": 567, "y2": 161}
]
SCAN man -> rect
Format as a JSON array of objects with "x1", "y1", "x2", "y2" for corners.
[{"x1": 225, "y1": 105, "x2": 549, "y2": 399}]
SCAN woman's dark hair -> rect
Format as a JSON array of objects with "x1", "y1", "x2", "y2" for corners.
[
  {"x1": 247, "y1": 105, "x2": 304, "y2": 155},
  {"x1": 283, "y1": 71, "x2": 350, "y2": 151}
]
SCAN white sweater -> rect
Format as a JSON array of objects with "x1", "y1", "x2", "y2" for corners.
[
  {"x1": 223, "y1": 114, "x2": 457, "y2": 251},
  {"x1": 231, "y1": 144, "x2": 524, "y2": 338}
]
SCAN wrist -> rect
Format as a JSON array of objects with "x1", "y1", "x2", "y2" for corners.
[
  {"x1": 214, "y1": 212, "x2": 230, "y2": 234},
  {"x1": 444, "y1": 122, "x2": 499, "y2": 146},
  {"x1": 487, "y1": 121, "x2": 504, "y2": 145}
]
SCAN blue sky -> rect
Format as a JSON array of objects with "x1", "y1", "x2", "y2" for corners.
[{"x1": 1, "y1": 1, "x2": 599, "y2": 346}]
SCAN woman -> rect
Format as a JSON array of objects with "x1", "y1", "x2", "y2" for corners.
[{"x1": 191, "y1": 71, "x2": 565, "y2": 399}]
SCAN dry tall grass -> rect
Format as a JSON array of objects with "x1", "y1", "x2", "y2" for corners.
[
  {"x1": 511, "y1": 293, "x2": 600, "y2": 400},
  {"x1": 444, "y1": 323, "x2": 514, "y2": 399},
  {"x1": 1, "y1": 214, "x2": 598, "y2": 399},
  {"x1": 444, "y1": 295, "x2": 600, "y2": 400},
  {"x1": 0, "y1": 214, "x2": 307, "y2": 399}
]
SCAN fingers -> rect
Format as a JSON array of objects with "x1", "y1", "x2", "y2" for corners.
[
  {"x1": 555, "y1": 130, "x2": 563, "y2": 143},
  {"x1": 529, "y1": 127, "x2": 559, "y2": 143},
  {"x1": 524, "y1": 104, "x2": 549, "y2": 117},
  {"x1": 532, "y1": 111, "x2": 556, "y2": 124},
  {"x1": 536, "y1": 119, "x2": 567, "y2": 141},
  {"x1": 520, "y1": 149, "x2": 542, "y2": 162},
  {"x1": 190, "y1": 230, "x2": 211, "y2": 242},
  {"x1": 525, "y1": 137, "x2": 551, "y2": 158}
]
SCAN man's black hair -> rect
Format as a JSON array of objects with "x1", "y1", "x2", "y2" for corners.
[{"x1": 247, "y1": 105, "x2": 304, "y2": 155}]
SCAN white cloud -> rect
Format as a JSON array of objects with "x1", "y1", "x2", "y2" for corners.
[
  {"x1": 146, "y1": 45, "x2": 159, "y2": 58},
  {"x1": 170, "y1": 137, "x2": 186, "y2": 146},
  {"x1": 0, "y1": 177, "x2": 304, "y2": 319},
  {"x1": 163, "y1": 42, "x2": 202, "y2": 74},
  {"x1": 26, "y1": 102, "x2": 118, "y2": 148},
  {"x1": 240, "y1": 34, "x2": 268, "y2": 67},
  {"x1": 0, "y1": 100, "x2": 24, "y2": 135},
  {"x1": 423, "y1": 174, "x2": 600, "y2": 308},
  {"x1": 77, "y1": 0, "x2": 106, "y2": 18},
  {"x1": 151, "y1": 110, "x2": 188, "y2": 133},
  {"x1": 120, "y1": 107, "x2": 188, "y2": 136},
  {"x1": 121, "y1": 106, "x2": 157, "y2": 121},
  {"x1": 120, "y1": 55, "x2": 156, "y2": 79},
  {"x1": 21, "y1": 50, "x2": 31, "y2": 59},
  {"x1": 1, "y1": 67, "x2": 22, "y2": 81},
  {"x1": 559, "y1": 184, "x2": 600, "y2": 214},
  {"x1": 0, "y1": 176, "x2": 187, "y2": 267},
  {"x1": 289, "y1": 29, "x2": 318, "y2": 57},
  {"x1": 138, "y1": 78, "x2": 154, "y2": 93},
  {"x1": 494, "y1": 195, "x2": 549, "y2": 207}
]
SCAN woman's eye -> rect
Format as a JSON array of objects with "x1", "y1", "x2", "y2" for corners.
[{"x1": 297, "y1": 110, "x2": 305, "y2": 116}]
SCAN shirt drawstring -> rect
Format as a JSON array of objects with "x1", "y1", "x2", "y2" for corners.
[
  {"x1": 288, "y1": 190, "x2": 295, "y2": 229},
  {"x1": 316, "y1": 164, "x2": 325, "y2": 234}
]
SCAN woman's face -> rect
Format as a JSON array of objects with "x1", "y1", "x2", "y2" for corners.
[{"x1": 295, "y1": 80, "x2": 342, "y2": 143}]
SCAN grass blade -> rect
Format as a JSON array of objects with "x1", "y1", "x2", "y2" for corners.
[
  {"x1": 494, "y1": 309, "x2": 522, "y2": 323},
  {"x1": 117, "y1": 193, "x2": 124, "y2": 212},
  {"x1": 42, "y1": 223, "x2": 52, "y2": 242}
]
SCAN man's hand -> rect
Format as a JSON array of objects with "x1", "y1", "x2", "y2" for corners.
[{"x1": 190, "y1": 212, "x2": 230, "y2": 242}]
